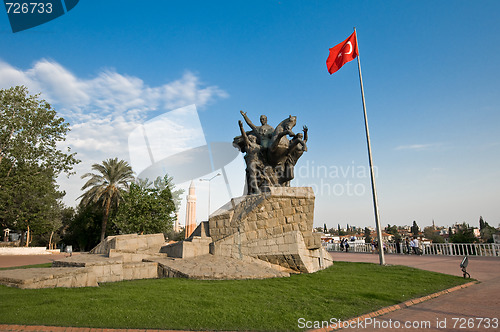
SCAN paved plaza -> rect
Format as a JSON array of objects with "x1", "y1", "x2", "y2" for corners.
[{"x1": 328, "y1": 252, "x2": 500, "y2": 332}]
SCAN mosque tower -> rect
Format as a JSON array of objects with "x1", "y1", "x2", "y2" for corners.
[{"x1": 184, "y1": 180, "x2": 197, "y2": 238}]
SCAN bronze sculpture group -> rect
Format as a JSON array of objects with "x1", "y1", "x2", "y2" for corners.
[{"x1": 233, "y1": 111, "x2": 308, "y2": 194}]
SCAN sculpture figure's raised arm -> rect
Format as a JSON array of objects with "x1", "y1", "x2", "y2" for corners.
[
  {"x1": 240, "y1": 110, "x2": 258, "y2": 131},
  {"x1": 238, "y1": 120, "x2": 250, "y2": 146},
  {"x1": 303, "y1": 125, "x2": 308, "y2": 143}
]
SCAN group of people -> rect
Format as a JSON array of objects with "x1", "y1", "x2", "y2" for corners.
[
  {"x1": 340, "y1": 238, "x2": 350, "y2": 252},
  {"x1": 396, "y1": 237, "x2": 421, "y2": 255},
  {"x1": 370, "y1": 240, "x2": 386, "y2": 253},
  {"x1": 406, "y1": 237, "x2": 422, "y2": 255}
]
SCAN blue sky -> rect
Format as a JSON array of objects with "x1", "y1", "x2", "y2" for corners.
[{"x1": 1, "y1": 0, "x2": 499, "y2": 230}]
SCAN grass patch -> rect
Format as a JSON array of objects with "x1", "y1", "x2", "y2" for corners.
[
  {"x1": 0, "y1": 262, "x2": 469, "y2": 331},
  {"x1": 0, "y1": 263, "x2": 52, "y2": 270}
]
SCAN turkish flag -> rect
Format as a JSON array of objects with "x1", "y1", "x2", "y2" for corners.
[{"x1": 326, "y1": 31, "x2": 359, "y2": 74}]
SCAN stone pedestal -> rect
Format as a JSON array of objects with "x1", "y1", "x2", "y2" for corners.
[{"x1": 207, "y1": 187, "x2": 332, "y2": 273}]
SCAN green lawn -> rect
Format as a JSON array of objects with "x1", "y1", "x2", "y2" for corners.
[{"x1": 0, "y1": 262, "x2": 469, "y2": 331}]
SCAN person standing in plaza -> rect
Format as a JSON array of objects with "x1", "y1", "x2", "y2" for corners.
[
  {"x1": 410, "y1": 237, "x2": 420, "y2": 255},
  {"x1": 395, "y1": 237, "x2": 401, "y2": 254}
]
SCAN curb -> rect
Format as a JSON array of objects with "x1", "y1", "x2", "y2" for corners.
[{"x1": 309, "y1": 280, "x2": 478, "y2": 332}]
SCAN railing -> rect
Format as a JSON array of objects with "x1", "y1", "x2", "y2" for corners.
[{"x1": 325, "y1": 242, "x2": 500, "y2": 257}]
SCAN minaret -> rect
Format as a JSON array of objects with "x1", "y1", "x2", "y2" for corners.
[{"x1": 184, "y1": 180, "x2": 197, "y2": 238}]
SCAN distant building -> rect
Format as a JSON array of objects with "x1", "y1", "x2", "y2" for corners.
[
  {"x1": 439, "y1": 228, "x2": 449, "y2": 236},
  {"x1": 473, "y1": 228, "x2": 480, "y2": 238},
  {"x1": 370, "y1": 231, "x2": 393, "y2": 242}
]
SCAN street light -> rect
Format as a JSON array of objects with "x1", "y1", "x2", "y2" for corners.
[{"x1": 200, "y1": 173, "x2": 221, "y2": 220}]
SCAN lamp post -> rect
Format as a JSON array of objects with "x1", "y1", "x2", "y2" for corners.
[{"x1": 200, "y1": 173, "x2": 221, "y2": 220}]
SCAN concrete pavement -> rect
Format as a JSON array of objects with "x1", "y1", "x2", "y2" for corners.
[
  {"x1": 0, "y1": 254, "x2": 72, "y2": 268},
  {"x1": 328, "y1": 252, "x2": 500, "y2": 332}
]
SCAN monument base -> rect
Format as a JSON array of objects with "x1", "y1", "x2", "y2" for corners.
[
  {"x1": 207, "y1": 187, "x2": 332, "y2": 273},
  {"x1": 0, "y1": 188, "x2": 333, "y2": 288}
]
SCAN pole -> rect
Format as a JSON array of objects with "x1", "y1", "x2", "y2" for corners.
[
  {"x1": 200, "y1": 173, "x2": 221, "y2": 220},
  {"x1": 354, "y1": 27, "x2": 385, "y2": 265},
  {"x1": 208, "y1": 180, "x2": 211, "y2": 219}
]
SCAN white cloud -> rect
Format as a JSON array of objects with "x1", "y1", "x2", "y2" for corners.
[
  {"x1": 394, "y1": 143, "x2": 442, "y2": 151},
  {"x1": 0, "y1": 59, "x2": 229, "y2": 207}
]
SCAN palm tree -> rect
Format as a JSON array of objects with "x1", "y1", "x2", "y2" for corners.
[{"x1": 79, "y1": 158, "x2": 134, "y2": 242}]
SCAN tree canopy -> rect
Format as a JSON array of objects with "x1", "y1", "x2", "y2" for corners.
[
  {"x1": 112, "y1": 175, "x2": 178, "y2": 235},
  {"x1": 478, "y1": 216, "x2": 497, "y2": 243},
  {"x1": 0, "y1": 86, "x2": 79, "y2": 246},
  {"x1": 0, "y1": 86, "x2": 79, "y2": 175},
  {"x1": 423, "y1": 226, "x2": 445, "y2": 243},
  {"x1": 411, "y1": 220, "x2": 420, "y2": 236},
  {"x1": 385, "y1": 224, "x2": 401, "y2": 241},
  {"x1": 79, "y1": 158, "x2": 135, "y2": 242},
  {"x1": 450, "y1": 223, "x2": 477, "y2": 243}
]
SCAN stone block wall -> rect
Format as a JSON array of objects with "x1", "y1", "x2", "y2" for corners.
[
  {"x1": 209, "y1": 187, "x2": 315, "y2": 246},
  {"x1": 208, "y1": 187, "x2": 332, "y2": 273},
  {"x1": 160, "y1": 237, "x2": 211, "y2": 258},
  {"x1": 90, "y1": 233, "x2": 166, "y2": 256},
  {"x1": 122, "y1": 262, "x2": 159, "y2": 280}
]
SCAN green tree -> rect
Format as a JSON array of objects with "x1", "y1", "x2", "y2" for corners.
[
  {"x1": 386, "y1": 224, "x2": 401, "y2": 242},
  {"x1": 166, "y1": 228, "x2": 185, "y2": 242},
  {"x1": 364, "y1": 227, "x2": 372, "y2": 244},
  {"x1": 480, "y1": 225, "x2": 497, "y2": 243},
  {"x1": 479, "y1": 216, "x2": 485, "y2": 230},
  {"x1": 153, "y1": 175, "x2": 183, "y2": 210},
  {"x1": 450, "y1": 223, "x2": 477, "y2": 243},
  {"x1": 79, "y1": 158, "x2": 134, "y2": 242},
  {"x1": 478, "y1": 217, "x2": 497, "y2": 243},
  {"x1": 411, "y1": 220, "x2": 420, "y2": 236},
  {"x1": 423, "y1": 226, "x2": 445, "y2": 243},
  {"x1": 0, "y1": 86, "x2": 79, "y2": 246},
  {"x1": 0, "y1": 164, "x2": 65, "y2": 246},
  {"x1": 112, "y1": 175, "x2": 177, "y2": 235},
  {"x1": 0, "y1": 86, "x2": 79, "y2": 176},
  {"x1": 63, "y1": 204, "x2": 103, "y2": 251},
  {"x1": 337, "y1": 224, "x2": 346, "y2": 236}
]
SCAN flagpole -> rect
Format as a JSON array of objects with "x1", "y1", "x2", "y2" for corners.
[{"x1": 354, "y1": 27, "x2": 385, "y2": 265}]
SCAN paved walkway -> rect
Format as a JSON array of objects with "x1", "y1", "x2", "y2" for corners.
[
  {"x1": 327, "y1": 252, "x2": 500, "y2": 331},
  {"x1": 0, "y1": 254, "x2": 72, "y2": 268},
  {"x1": 1, "y1": 253, "x2": 499, "y2": 331}
]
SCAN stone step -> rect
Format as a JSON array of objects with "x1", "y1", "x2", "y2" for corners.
[
  {"x1": 1, "y1": 256, "x2": 160, "y2": 289},
  {"x1": 0, "y1": 267, "x2": 97, "y2": 289},
  {"x1": 152, "y1": 254, "x2": 292, "y2": 280}
]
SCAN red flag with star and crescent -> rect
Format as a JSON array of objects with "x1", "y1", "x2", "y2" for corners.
[{"x1": 326, "y1": 31, "x2": 359, "y2": 74}]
